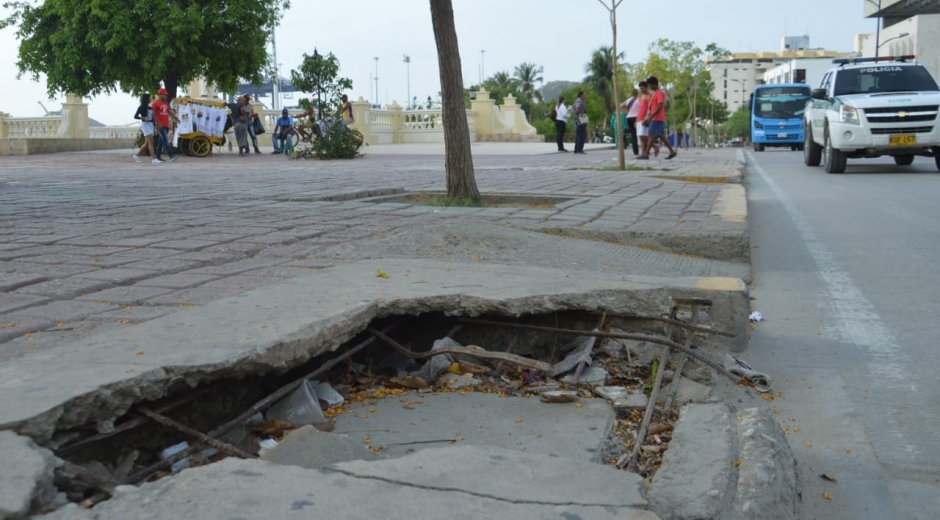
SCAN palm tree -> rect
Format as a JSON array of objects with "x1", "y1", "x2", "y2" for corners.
[
  {"x1": 487, "y1": 71, "x2": 517, "y2": 91},
  {"x1": 584, "y1": 46, "x2": 625, "y2": 124},
  {"x1": 513, "y1": 62, "x2": 544, "y2": 103}
]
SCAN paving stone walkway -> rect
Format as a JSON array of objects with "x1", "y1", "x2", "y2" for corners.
[{"x1": 1, "y1": 145, "x2": 745, "y2": 361}]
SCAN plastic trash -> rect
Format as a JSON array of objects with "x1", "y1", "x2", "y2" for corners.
[
  {"x1": 266, "y1": 380, "x2": 328, "y2": 426},
  {"x1": 723, "y1": 355, "x2": 773, "y2": 393},
  {"x1": 161, "y1": 441, "x2": 191, "y2": 473},
  {"x1": 550, "y1": 334, "x2": 597, "y2": 376},
  {"x1": 258, "y1": 438, "x2": 278, "y2": 456},
  {"x1": 313, "y1": 382, "x2": 345, "y2": 409},
  {"x1": 749, "y1": 311, "x2": 763, "y2": 322},
  {"x1": 418, "y1": 337, "x2": 461, "y2": 381}
]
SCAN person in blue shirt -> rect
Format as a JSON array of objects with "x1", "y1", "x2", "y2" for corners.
[{"x1": 271, "y1": 108, "x2": 295, "y2": 154}]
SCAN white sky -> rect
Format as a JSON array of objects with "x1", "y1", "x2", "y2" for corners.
[{"x1": 0, "y1": 0, "x2": 875, "y2": 126}]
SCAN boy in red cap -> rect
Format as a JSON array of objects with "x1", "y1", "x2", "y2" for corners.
[{"x1": 151, "y1": 88, "x2": 178, "y2": 163}]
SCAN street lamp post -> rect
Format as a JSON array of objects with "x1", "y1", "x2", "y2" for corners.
[
  {"x1": 374, "y1": 57, "x2": 380, "y2": 109},
  {"x1": 480, "y1": 49, "x2": 486, "y2": 82},
  {"x1": 403, "y1": 55, "x2": 411, "y2": 110},
  {"x1": 866, "y1": 0, "x2": 882, "y2": 58},
  {"x1": 312, "y1": 48, "x2": 322, "y2": 120},
  {"x1": 879, "y1": 32, "x2": 910, "y2": 53}
]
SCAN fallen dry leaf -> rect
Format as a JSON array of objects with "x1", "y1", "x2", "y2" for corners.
[
  {"x1": 135, "y1": 350, "x2": 144, "y2": 356},
  {"x1": 376, "y1": 269, "x2": 389, "y2": 279},
  {"x1": 402, "y1": 400, "x2": 423, "y2": 410},
  {"x1": 845, "y1": 448, "x2": 852, "y2": 453},
  {"x1": 820, "y1": 473, "x2": 837, "y2": 483},
  {"x1": 251, "y1": 419, "x2": 297, "y2": 440},
  {"x1": 575, "y1": 403, "x2": 583, "y2": 408},
  {"x1": 805, "y1": 442, "x2": 812, "y2": 448},
  {"x1": 515, "y1": 418, "x2": 524, "y2": 423},
  {"x1": 823, "y1": 492, "x2": 832, "y2": 501},
  {"x1": 540, "y1": 391, "x2": 578, "y2": 404},
  {"x1": 732, "y1": 460, "x2": 741, "y2": 467},
  {"x1": 388, "y1": 376, "x2": 429, "y2": 390}
]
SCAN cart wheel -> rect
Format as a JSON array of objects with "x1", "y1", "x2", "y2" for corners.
[
  {"x1": 179, "y1": 139, "x2": 193, "y2": 157},
  {"x1": 190, "y1": 135, "x2": 212, "y2": 157}
]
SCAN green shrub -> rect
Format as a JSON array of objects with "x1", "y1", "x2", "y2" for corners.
[{"x1": 290, "y1": 124, "x2": 365, "y2": 160}]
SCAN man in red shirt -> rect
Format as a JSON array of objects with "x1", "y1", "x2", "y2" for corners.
[
  {"x1": 151, "y1": 88, "x2": 178, "y2": 163},
  {"x1": 643, "y1": 76, "x2": 677, "y2": 160}
]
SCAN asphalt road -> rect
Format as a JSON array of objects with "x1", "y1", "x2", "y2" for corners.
[{"x1": 745, "y1": 149, "x2": 940, "y2": 520}]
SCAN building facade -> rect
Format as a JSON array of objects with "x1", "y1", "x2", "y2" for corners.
[
  {"x1": 855, "y1": 12, "x2": 940, "y2": 81},
  {"x1": 706, "y1": 48, "x2": 849, "y2": 113},
  {"x1": 762, "y1": 58, "x2": 836, "y2": 89}
]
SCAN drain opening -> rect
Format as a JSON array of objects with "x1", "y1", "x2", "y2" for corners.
[{"x1": 51, "y1": 303, "x2": 740, "y2": 508}]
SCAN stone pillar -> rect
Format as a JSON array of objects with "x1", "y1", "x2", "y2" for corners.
[
  {"x1": 387, "y1": 102, "x2": 404, "y2": 143},
  {"x1": 351, "y1": 97, "x2": 374, "y2": 145},
  {"x1": 470, "y1": 89, "x2": 495, "y2": 139},
  {"x1": 0, "y1": 112, "x2": 8, "y2": 139},
  {"x1": 56, "y1": 95, "x2": 90, "y2": 139}
]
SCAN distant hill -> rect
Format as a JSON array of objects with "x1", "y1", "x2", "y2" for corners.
[{"x1": 540, "y1": 81, "x2": 580, "y2": 103}]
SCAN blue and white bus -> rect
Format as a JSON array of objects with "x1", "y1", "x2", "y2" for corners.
[{"x1": 750, "y1": 83, "x2": 812, "y2": 151}]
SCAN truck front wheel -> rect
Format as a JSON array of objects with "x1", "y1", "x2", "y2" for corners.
[
  {"x1": 894, "y1": 155, "x2": 915, "y2": 166},
  {"x1": 823, "y1": 127, "x2": 847, "y2": 174},
  {"x1": 804, "y1": 126, "x2": 822, "y2": 166}
]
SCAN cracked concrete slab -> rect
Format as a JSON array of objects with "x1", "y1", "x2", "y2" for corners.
[
  {"x1": 44, "y1": 449, "x2": 661, "y2": 520},
  {"x1": 332, "y1": 393, "x2": 614, "y2": 462},
  {"x1": 0, "y1": 431, "x2": 61, "y2": 519},
  {"x1": 0, "y1": 259, "x2": 749, "y2": 445}
]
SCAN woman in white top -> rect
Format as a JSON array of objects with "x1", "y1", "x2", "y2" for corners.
[
  {"x1": 554, "y1": 96, "x2": 570, "y2": 152},
  {"x1": 624, "y1": 88, "x2": 641, "y2": 156}
]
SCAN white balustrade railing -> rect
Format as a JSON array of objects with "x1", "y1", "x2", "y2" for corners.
[
  {"x1": 401, "y1": 110, "x2": 443, "y2": 131},
  {"x1": 4, "y1": 117, "x2": 61, "y2": 138},
  {"x1": 90, "y1": 126, "x2": 139, "y2": 139}
]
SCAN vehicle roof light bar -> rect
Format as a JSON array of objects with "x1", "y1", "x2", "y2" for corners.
[{"x1": 832, "y1": 55, "x2": 916, "y2": 66}]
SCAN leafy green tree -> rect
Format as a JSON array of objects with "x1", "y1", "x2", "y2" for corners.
[
  {"x1": 513, "y1": 62, "x2": 544, "y2": 104},
  {"x1": 583, "y1": 46, "x2": 625, "y2": 125},
  {"x1": 724, "y1": 106, "x2": 751, "y2": 140},
  {"x1": 1, "y1": 0, "x2": 289, "y2": 99},
  {"x1": 290, "y1": 52, "x2": 353, "y2": 118}
]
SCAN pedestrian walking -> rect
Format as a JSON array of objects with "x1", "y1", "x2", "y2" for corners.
[
  {"x1": 132, "y1": 93, "x2": 155, "y2": 163},
  {"x1": 644, "y1": 76, "x2": 677, "y2": 160},
  {"x1": 573, "y1": 91, "x2": 588, "y2": 154},
  {"x1": 636, "y1": 82, "x2": 652, "y2": 159},
  {"x1": 231, "y1": 97, "x2": 250, "y2": 157},
  {"x1": 243, "y1": 95, "x2": 262, "y2": 154},
  {"x1": 625, "y1": 88, "x2": 641, "y2": 156},
  {"x1": 554, "y1": 96, "x2": 569, "y2": 152},
  {"x1": 151, "y1": 88, "x2": 178, "y2": 164}
]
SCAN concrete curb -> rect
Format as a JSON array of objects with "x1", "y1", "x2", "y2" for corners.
[{"x1": 647, "y1": 404, "x2": 798, "y2": 520}]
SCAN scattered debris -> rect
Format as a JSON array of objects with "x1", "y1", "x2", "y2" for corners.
[
  {"x1": 540, "y1": 391, "x2": 579, "y2": 403},
  {"x1": 723, "y1": 355, "x2": 773, "y2": 393},
  {"x1": 820, "y1": 473, "x2": 837, "y2": 483},
  {"x1": 749, "y1": 311, "x2": 763, "y2": 322}
]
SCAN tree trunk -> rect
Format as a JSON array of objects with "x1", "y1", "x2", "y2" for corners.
[
  {"x1": 429, "y1": 0, "x2": 479, "y2": 200},
  {"x1": 610, "y1": 8, "x2": 625, "y2": 169},
  {"x1": 163, "y1": 70, "x2": 180, "y2": 100}
]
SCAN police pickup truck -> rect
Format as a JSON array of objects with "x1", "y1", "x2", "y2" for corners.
[{"x1": 803, "y1": 56, "x2": 940, "y2": 173}]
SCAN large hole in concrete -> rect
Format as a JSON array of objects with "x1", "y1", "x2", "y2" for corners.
[{"x1": 51, "y1": 306, "x2": 728, "y2": 507}]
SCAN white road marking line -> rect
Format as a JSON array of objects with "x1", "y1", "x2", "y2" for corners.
[{"x1": 749, "y1": 155, "x2": 916, "y2": 451}]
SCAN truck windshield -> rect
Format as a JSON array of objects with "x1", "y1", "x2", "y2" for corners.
[
  {"x1": 754, "y1": 86, "x2": 811, "y2": 120},
  {"x1": 834, "y1": 65, "x2": 940, "y2": 96}
]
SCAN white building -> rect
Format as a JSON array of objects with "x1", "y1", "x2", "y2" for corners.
[
  {"x1": 706, "y1": 48, "x2": 848, "y2": 113},
  {"x1": 762, "y1": 58, "x2": 835, "y2": 89},
  {"x1": 855, "y1": 2, "x2": 940, "y2": 81}
]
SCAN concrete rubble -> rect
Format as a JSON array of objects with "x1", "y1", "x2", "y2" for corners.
[{"x1": 0, "y1": 431, "x2": 61, "y2": 519}]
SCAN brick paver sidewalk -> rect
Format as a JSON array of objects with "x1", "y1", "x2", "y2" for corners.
[{"x1": 1, "y1": 146, "x2": 744, "y2": 360}]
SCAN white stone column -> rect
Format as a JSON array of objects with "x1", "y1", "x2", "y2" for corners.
[{"x1": 56, "y1": 95, "x2": 90, "y2": 139}]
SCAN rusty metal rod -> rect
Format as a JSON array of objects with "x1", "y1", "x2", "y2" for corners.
[
  {"x1": 126, "y1": 329, "x2": 389, "y2": 485},
  {"x1": 452, "y1": 317, "x2": 737, "y2": 382},
  {"x1": 580, "y1": 310, "x2": 735, "y2": 338},
  {"x1": 56, "y1": 386, "x2": 214, "y2": 458},
  {"x1": 137, "y1": 407, "x2": 256, "y2": 460}
]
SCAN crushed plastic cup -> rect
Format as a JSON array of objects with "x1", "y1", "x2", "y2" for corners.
[
  {"x1": 313, "y1": 382, "x2": 345, "y2": 409},
  {"x1": 266, "y1": 380, "x2": 328, "y2": 426}
]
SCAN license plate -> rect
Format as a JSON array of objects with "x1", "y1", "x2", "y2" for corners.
[
  {"x1": 777, "y1": 133, "x2": 787, "y2": 138},
  {"x1": 889, "y1": 134, "x2": 916, "y2": 146}
]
